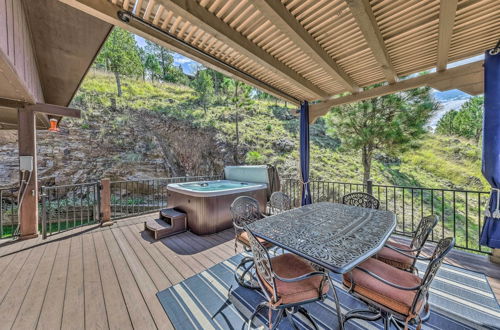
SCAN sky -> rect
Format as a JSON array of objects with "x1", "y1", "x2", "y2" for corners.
[{"x1": 136, "y1": 36, "x2": 199, "y2": 74}]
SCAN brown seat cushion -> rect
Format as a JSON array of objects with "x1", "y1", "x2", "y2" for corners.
[
  {"x1": 236, "y1": 231, "x2": 273, "y2": 248},
  {"x1": 343, "y1": 258, "x2": 424, "y2": 316},
  {"x1": 259, "y1": 253, "x2": 329, "y2": 305},
  {"x1": 375, "y1": 241, "x2": 415, "y2": 270}
]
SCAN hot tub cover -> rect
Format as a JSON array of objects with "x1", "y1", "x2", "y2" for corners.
[{"x1": 224, "y1": 165, "x2": 280, "y2": 199}]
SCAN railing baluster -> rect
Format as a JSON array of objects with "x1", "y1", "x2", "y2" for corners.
[
  {"x1": 478, "y1": 193, "x2": 482, "y2": 252},
  {"x1": 453, "y1": 190, "x2": 456, "y2": 243},
  {"x1": 441, "y1": 190, "x2": 445, "y2": 240},
  {"x1": 465, "y1": 191, "x2": 469, "y2": 250},
  {"x1": 411, "y1": 188, "x2": 414, "y2": 232}
]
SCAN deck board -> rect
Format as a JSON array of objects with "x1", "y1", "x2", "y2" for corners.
[
  {"x1": 93, "y1": 230, "x2": 133, "y2": 330},
  {"x1": 82, "y1": 233, "x2": 108, "y2": 330},
  {"x1": 37, "y1": 238, "x2": 71, "y2": 329},
  {"x1": 12, "y1": 241, "x2": 59, "y2": 330},
  {"x1": 0, "y1": 212, "x2": 498, "y2": 330},
  {"x1": 61, "y1": 235, "x2": 85, "y2": 329}
]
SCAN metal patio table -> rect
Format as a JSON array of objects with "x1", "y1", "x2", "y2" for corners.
[{"x1": 247, "y1": 201, "x2": 396, "y2": 329}]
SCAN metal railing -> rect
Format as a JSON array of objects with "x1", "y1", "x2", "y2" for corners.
[
  {"x1": 40, "y1": 182, "x2": 100, "y2": 238},
  {"x1": 110, "y1": 175, "x2": 222, "y2": 220},
  {"x1": 282, "y1": 178, "x2": 491, "y2": 255},
  {"x1": 0, "y1": 187, "x2": 19, "y2": 238}
]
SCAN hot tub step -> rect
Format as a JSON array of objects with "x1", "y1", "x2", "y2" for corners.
[{"x1": 145, "y1": 208, "x2": 187, "y2": 240}]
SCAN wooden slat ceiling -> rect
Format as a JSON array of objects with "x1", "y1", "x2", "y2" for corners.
[{"x1": 83, "y1": 0, "x2": 499, "y2": 105}]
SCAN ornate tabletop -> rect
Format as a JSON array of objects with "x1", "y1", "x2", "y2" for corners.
[{"x1": 247, "y1": 202, "x2": 396, "y2": 274}]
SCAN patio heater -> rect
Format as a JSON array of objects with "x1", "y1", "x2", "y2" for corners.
[{"x1": 480, "y1": 40, "x2": 500, "y2": 263}]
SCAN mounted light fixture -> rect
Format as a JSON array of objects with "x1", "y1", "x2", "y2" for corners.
[{"x1": 48, "y1": 118, "x2": 59, "y2": 132}]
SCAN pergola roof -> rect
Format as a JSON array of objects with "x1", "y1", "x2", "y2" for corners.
[{"x1": 62, "y1": 0, "x2": 499, "y2": 116}]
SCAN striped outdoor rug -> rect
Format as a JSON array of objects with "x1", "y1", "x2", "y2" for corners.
[{"x1": 157, "y1": 253, "x2": 500, "y2": 329}]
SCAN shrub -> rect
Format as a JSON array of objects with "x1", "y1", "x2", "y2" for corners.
[{"x1": 245, "y1": 151, "x2": 266, "y2": 165}]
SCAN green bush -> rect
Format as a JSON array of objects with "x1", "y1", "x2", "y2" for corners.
[{"x1": 245, "y1": 151, "x2": 266, "y2": 165}]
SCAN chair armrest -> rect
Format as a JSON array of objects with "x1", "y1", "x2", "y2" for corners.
[
  {"x1": 274, "y1": 271, "x2": 327, "y2": 283},
  {"x1": 385, "y1": 243, "x2": 421, "y2": 253},
  {"x1": 355, "y1": 266, "x2": 421, "y2": 291},
  {"x1": 233, "y1": 223, "x2": 245, "y2": 231}
]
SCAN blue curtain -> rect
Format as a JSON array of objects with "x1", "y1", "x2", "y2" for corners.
[
  {"x1": 480, "y1": 49, "x2": 500, "y2": 249},
  {"x1": 300, "y1": 101, "x2": 312, "y2": 206}
]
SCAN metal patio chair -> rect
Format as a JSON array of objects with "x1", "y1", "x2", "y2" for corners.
[
  {"x1": 231, "y1": 196, "x2": 271, "y2": 289},
  {"x1": 244, "y1": 227, "x2": 338, "y2": 330},
  {"x1": 269, "y1": 191, "x2": 292, "y2": 214},
  {"x1": 342, "y1": 237, "x2": 455, "y2": 330},
  {"x1": 342, "y1": 192, "x2": 380, "y2": 209},
  {"x1": 375, "y1": 215, "x2": 439, "y2": 273}
]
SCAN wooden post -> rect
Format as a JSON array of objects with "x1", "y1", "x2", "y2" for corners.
[
  {"x1": 100, "y1": 178, "x2": 113, "y2": 226},
  {"x1": 366, "y1": 179, "x2": 373, "y2": 196},
  {"x1": 490, "y1": 249, "x2": 500, "y2": 265},
  {"x1": 17, "y1": 108, "x2": 39, "y2": 239}
]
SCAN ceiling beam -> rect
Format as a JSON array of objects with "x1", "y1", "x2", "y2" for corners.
[
  {"x1": 346, "y1": 0, "x2": 398, "y2": 83},
  {"x1": 59, "y1": 0, "x2": 300, "y2": 105},
  {"x1": 26, "y1": 103, "x2": 81, "y2": 118},
  {"x1": 436, "y1": 0, "x2": 458, "y2": 71},
  {"x1": 0, "y1": 98, "x2": 27, "y2": 109},
  {"x1": 252, "y1": 0, "x2": 361, "y2": 93},
  {"x1": 309, "y1": 61, "x2": 484, "y2": 123},
  {"x1": 154, "y1": 0, "x2": 328, "y2": 99}
]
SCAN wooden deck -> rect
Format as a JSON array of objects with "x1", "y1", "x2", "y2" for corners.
[
  {"x1": 0, "y1": 214, "x2": 241, "y2": 330},
  {"x1": 0, "y1": 213, "x2": 499, "y2": 330}
]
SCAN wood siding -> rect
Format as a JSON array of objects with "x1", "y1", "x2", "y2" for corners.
[{"x1": 0, "y1": 0, "x2": 44, "y2": 103}]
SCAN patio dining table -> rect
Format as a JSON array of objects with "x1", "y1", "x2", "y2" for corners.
[{"x1": 247, "y1": 201, "x2": 396, "y2": 274}]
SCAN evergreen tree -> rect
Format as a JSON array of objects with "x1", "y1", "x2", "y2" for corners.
[
  {"x1": 95, "y1": 28, "x2": 142, "y2": 96},
  {"x1": 191, "y1": 69, "x2": 214, "y2": 114},
  {"x1": 436, "y1": 96, "x2": 484, "y2": 142},
  {"x1": 145, "y1": 40, "x2": 174, "y2": 81},
  {"x1": 144, "y1": 53, "x2": 162, "y2": 82},
  {"x1": 327, "y1": 86, "x2": 439, "y2": 183},
  {"x1": 225, "y1": 79, "x2": 254, "y2": 164}
]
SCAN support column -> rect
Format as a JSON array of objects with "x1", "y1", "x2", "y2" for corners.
[
  {"x1": 17, "y1": 108, "x2": 39, "y2": 239},
  {"x1": 100, "y1": 178, "x2": 113, "y2": 227}
]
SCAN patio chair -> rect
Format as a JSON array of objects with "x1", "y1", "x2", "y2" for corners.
[
  {"x1": 342, "y1": 192, "x2": 380, "y2": 209},
  {"x1": 375, "y1": 215, "x2": 439, "y2": 273},
  {"x1": 231, "y1": 196, "x2": 272, "y2": 289},
  {"x1": 342, "y1": 237, "x2": 455, "y2": 330},
  {"x1": 269, "y1": 191, "x2": 292, "y2": 214},
  {"x1": 244, "y1": 227, "x2": 336, "y2": 330}
]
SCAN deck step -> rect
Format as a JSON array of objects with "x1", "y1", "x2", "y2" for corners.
[{"x1": 144, "y1": 208, "x2": 187, "y2": 240}]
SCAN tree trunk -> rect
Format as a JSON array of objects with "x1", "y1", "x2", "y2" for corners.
[
  {"x1": 114, "y1": 71, "x2": 122, "y2": 97},
  {"x1": 362, "y1": 146, "x2": 372, "y2": 184}
]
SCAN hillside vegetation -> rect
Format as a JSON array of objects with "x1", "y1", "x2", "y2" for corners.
[{"x1": 67, "y1": 70, "x2": 488, "y2": 192}]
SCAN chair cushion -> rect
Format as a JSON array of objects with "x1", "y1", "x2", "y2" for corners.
[
  {"x1": 343, "y1": 258, "x2": 423, "y2": 316},
  {"x1": 236, "y1": 231, "x2": 273, "y2": 248},
  {"x1": 375, "y1": 241, "x2": 415, "y2": 270},
  {"x1": 259, "y1": 253, "x2": 329, "y2": 305}
]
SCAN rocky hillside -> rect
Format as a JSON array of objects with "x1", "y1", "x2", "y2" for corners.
[{"x1": 0, "y1": 71, "x2": 488, "y2": 192}]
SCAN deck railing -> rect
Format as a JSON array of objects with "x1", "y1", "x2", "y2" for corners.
[
  {"x1": 281, "y1": 178, "x2": 491, "y2": 255},
  {"x1": 109, "y1": 175, "x2": 221, "y2": 220},
  {"x1": 3, "y1": 176, "x2": 491, "y2": 252},
  {"x1": 40, "y1": 182, "x2": 100, "y2": 238},
  {"x1": 0, "y1": 187, "x2": 19, "y2": 238}
]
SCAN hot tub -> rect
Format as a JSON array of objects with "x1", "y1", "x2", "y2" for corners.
[{"x1": 167, "y1": 180, "x2": 267, "y2": 235}]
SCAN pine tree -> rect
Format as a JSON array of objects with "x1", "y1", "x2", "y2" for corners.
[{"x1": 95, "y1": 28, "x2": 142, "y2": 96}]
